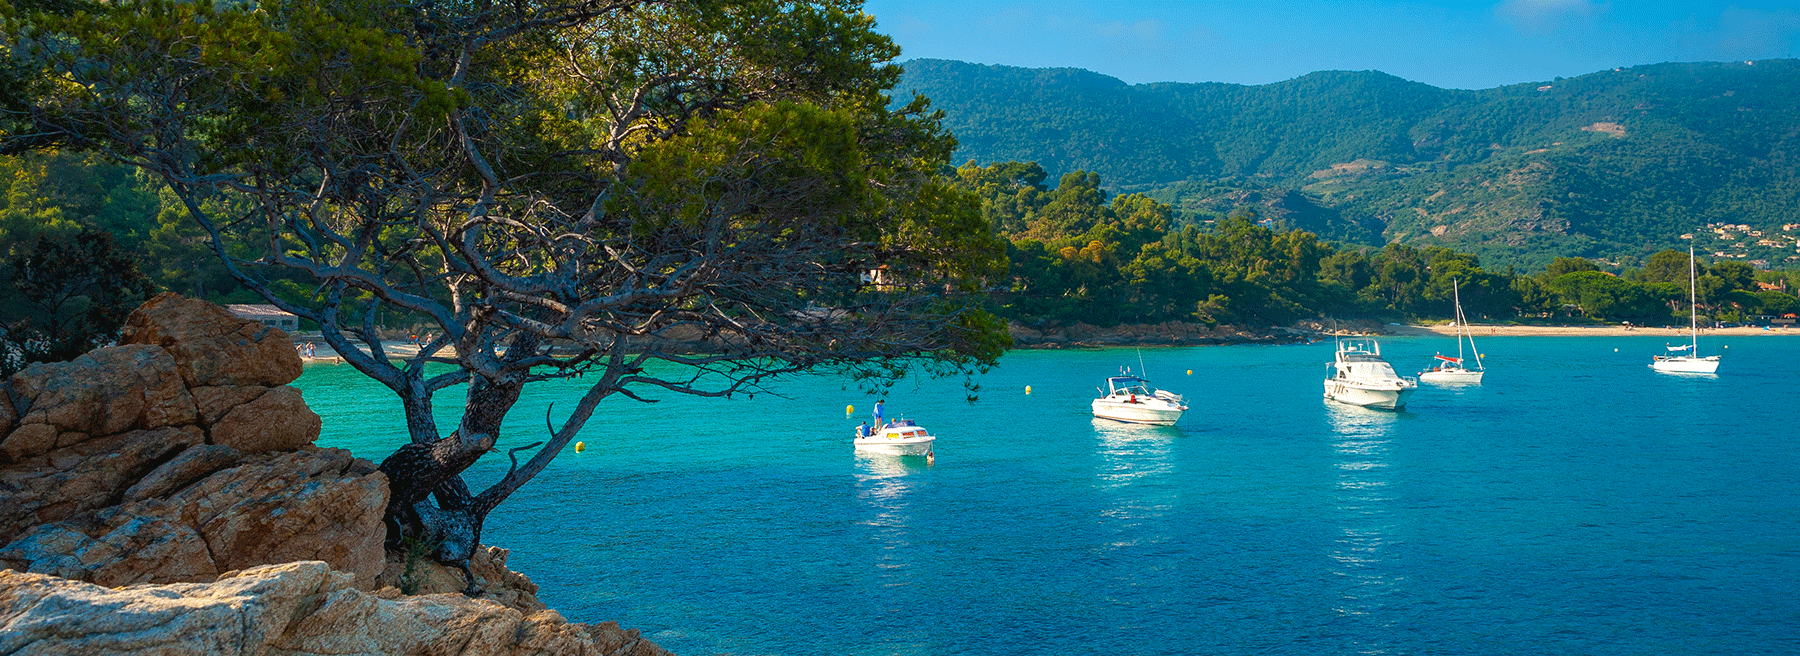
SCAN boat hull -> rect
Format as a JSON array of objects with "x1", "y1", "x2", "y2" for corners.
[
  {"x1": 1323, "y1": 380, "x2": 1412, "y2": 410},
  {"x1": 1091, "y1": 400, "x2": 1186, "y2": 426},
  {"x1": 853, "y1": 436, "x2": 935, "y2": 456},
  {"x1": 1419, "y1": 369, "x2": 1484, "y2": 384},
  {"x1": 1650, "y1": 356, "x2": 1721, "y2": 374}
]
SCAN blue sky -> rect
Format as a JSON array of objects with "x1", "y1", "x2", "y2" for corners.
[{"x1": 861, "y1": 0, "x2": 1800, "y2": 89}]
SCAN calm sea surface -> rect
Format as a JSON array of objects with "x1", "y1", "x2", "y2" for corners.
[{"x1": 296, "y1": 335, "x2": 1800, "y2": 656}]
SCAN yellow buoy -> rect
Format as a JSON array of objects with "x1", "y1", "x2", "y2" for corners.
[
  {"x1": 1186, "y1": 369, "x2": 1192, "y2": 375},
  {"x1": 1025, "y1": 386, "x2": 1032, "y2": 395},
  {"x1": 574, "y1": 441, "x2": 586, "y2": 453},
  {"x1": 846, "y1": 404, "x2": 854, "y2": 416}
]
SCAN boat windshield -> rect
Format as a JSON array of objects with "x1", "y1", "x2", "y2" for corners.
[{"x1": 1106, "y1": 376, "x2": 1156, "y2": 395}]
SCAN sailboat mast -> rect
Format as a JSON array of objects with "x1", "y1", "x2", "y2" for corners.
[
  {"x1": 1688, "y1": 246, "x2": 1699, "y2": 353},
  {"x1": 1453, "y1": 278, "x2": 1466, "y2": 363}
]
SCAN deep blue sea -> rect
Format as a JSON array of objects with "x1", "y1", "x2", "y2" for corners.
[{"x1": 296, "y1": 335, "x2": 1800, "y2": 656}]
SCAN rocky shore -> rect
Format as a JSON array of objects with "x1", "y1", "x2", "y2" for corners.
[{"x1": 0, "y1": 294, "x2": 670, "y2": 656}]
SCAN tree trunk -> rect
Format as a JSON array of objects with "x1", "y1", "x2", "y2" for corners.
[{"x1": 378, "y1": 331, "x2": 543, "y2": 590}]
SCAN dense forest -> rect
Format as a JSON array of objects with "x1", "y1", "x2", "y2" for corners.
[
  {"x1": 897, "y1": 59, "x2": 1800, "y2": 271},
  {"x1": 950, "y1": 162, "x2": 1799, "y2": 329}
]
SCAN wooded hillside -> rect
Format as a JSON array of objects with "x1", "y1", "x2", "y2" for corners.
[{"x1": 897, "y1": 58, "x2": 1800, "y2": 270}]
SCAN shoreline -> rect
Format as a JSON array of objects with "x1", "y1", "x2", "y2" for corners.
[
  {"x1": 1395, "y1": 323, "x2": 1799, "y2": 337},
  {"x1": 292, "y1": 323, "x2": 1800, "y2": 362},
  {"x1": 1005, "y1": 319, "x2": 1799, "y2": 348}
]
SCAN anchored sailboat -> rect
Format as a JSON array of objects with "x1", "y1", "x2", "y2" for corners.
[
  {"x1": 1650, "y1": 247, "x2": 1721, "y2": 374},
  {"x1": 1419, "y1": 278, "x2": 1485, "y2": 384}
]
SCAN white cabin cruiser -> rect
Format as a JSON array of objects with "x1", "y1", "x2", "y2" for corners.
[
  {"x1": 1651, "y1": 247, "x2": 1721, "y2": 374},
  {"x1": 1324, "y1": 338, "x2": 1417, "y2": 410},
  {"x1": 1092, "y1": 376, "x2": 1187, "y2": 426},
  {"x1": 854, "y1": 419, "x2": 936, "y2": 456}
]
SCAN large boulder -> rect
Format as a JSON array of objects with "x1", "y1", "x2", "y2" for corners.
[
  {"x1": 0, "y1": 561, "x2": 674, "y2": 656},
  {"x1": 208, "y1": 386, "x2": 322, "y2": 452},
  {"x1": 0, "y1": 447, "x2": 388, "y2": 589},
  {"x1": 0, "y1": 293, "x2": 375, "y2": 587},
  {"x1": 4, "y1": 345, "x2": 197, "y2": 449},
  {"x1": 120, "y1": 292, "x2": 303, "y2": 388}
]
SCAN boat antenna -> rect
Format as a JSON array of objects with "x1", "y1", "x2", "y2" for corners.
[{"x1": 1137, "y1": 348, "x2": 1148, "y2": 379}]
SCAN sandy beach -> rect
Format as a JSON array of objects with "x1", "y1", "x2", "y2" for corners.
[{"x1": 1395, "y1": 323, "x2": 1799, "y2": 337}]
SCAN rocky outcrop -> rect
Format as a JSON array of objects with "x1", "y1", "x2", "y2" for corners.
[
  {"x1": 0, "y1": 293, "x2": 672, "y2": 655},
  {"x1": 0, "y1": 561, "x2": 671, "y2": 656},
  {"x1": 0, "y1": 293, "x2": 375, "y2": 586},
  {"x1": 118, "y1": 293, "x2": 304, "y2": 389}
]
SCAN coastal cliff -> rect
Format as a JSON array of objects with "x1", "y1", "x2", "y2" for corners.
[{"x1": 0, "y1": 293, "x2": 670, "y2": 656}]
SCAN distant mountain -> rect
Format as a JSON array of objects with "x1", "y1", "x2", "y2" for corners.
[{"x1": 895, "y1": 59, "x2": 1800, "y2": 270}]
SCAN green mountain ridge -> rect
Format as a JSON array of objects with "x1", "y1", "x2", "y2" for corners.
[{"x1": 896, "y1": 58, "x2": 1800, "y2": 270}]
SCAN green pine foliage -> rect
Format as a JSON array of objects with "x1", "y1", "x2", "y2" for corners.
[{"x1": 956, "y1": 162, "x2": 1798, "y2": 328}]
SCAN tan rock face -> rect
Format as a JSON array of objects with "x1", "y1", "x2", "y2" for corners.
[
  {"x1": 6, "y1": 344, "x2": 197, "y2": 440},
  {"x1": 0, "y1": 392, "x2": 14, "y2": 437},
  {"x1": 0, "y1": 423, "x2": 56, "y2": 463},
  {"x1": 189, "y1": 385, "x2": 276, "y2": 426},
  {"x1": 208, "y1": 385, "x2": 322, "y2": 453},
  {"x1": 0, "y1": 294, "x2": 385, "y2": 590},
  {"x1": 0, "y1": 426, "x2": 204, "y2": 543},
  {"x1": 1, "y1": 447, "x2": 388, "y2": 589},
  {"x1": 0, "y1": 562, "x2": 674, "y2": 656},
  {"x1": 120, "y1": 292, "x2": 303, "y2": 388},
  {"x1": 191, "y1": 448, "x2": 387, "y2": 587},
  {"x1": 122, "y1": 443, "x2": 242, "y2": 503}
]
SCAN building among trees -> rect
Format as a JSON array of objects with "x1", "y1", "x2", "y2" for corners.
[{"x1": 226, "y1": 305, "x2": 298, "y2": 332}]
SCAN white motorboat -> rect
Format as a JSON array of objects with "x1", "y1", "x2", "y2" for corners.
[
  {"x1": 1091, "y1": 375, "x2": 1187, "y2": 426},
  {"x1": 1419, "y1": 278, "x2": 1485, "y2": 384},
  {"x1": 1324, "y1": 337, "x2": 1417, "y2": 410},
  {"x1": 1651, "y1": 247, "x2": 1721, "y2": 374},
  {"x1": 853, "y1": 419, "x2": 936, "y2": 456}
]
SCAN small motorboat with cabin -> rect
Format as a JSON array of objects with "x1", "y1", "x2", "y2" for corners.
[
  {"x1": 853, "y1": 419, "x2": 936, "y2": 456},
  {"x1": 1324, "y1": 337, "x2": 1417, "y2": 410},
  {"x1": 1091, "y1": 375, "x2": 1188, "y2": 426}
]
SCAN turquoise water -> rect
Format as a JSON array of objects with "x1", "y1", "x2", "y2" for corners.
[{"x1": 297, "y1": 336, "x2": 1800, "y2": 656}]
